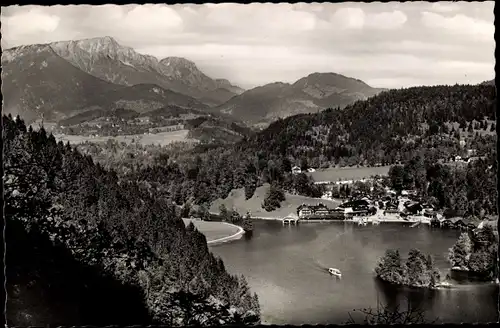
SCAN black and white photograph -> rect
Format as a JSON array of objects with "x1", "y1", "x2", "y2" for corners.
[{"x1": 2, "y1": 1, "x2": 498, "y2": 326}]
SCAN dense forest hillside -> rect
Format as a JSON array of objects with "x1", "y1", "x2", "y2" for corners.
[
  {"x1": 244, "y1": 84, "x2": 496, "y2": 166},
  {"x1": 4, "y1": 115, "x2": 260, "y2": 326}
]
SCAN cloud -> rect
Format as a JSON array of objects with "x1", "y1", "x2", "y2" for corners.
[
  {"x1": 421, "y1": 11, "x2": 494, "y2": 41},
  {"x1": 121, "y1": 5, "x2": 183, "y2": 32},
  {"x1": 429, "y1": 2, "x2": 460, "y2": 13},
  {"x1": 330, "y1": 7, "x2": 407, "y2": 30},
  {"x1": 0, "y1": 3, "x2": 494, "y2": 89},
  {"x1": 2, "y1": 8, "x2": 60, "y2": 36},
  {"x1": 330, "y1": 7, "x2": 365, "y2": 29},
  {"x1": 203, "y1": 3, "x2": 317, "y2": 32},
  {"x1": 365, "y1": 10, "x2": 407, "y2": 29}
]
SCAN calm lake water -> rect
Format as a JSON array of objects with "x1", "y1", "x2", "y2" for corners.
[{"x1": 209, "y1": 220, "x2": 499, "y2": 324}]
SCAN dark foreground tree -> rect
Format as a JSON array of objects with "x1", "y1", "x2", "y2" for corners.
[{"x1": 345, "y1": 297, "x2": 437, "y2": 325}]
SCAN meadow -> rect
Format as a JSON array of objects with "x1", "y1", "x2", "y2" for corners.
[
  {"x1": 210, "y1": 183, "x2": 341, "y2": 219},
  {"x1": 54, "y1": 129, "x2": 195, "y2": 146},
  {"x1": 182, "y1": 218, "x2": 243, "y2": 243},
  {"x1": 306, "y1": 165, "x2": 392, "y2": 182}
]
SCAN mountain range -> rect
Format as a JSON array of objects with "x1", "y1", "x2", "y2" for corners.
[{"x1": 3, "y1": 36, "x2": 385, "y2": 127}]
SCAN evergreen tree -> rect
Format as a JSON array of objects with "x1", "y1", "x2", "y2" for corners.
[{"x1": 448, "y1": 232, "x2": 473, "y2": 269}]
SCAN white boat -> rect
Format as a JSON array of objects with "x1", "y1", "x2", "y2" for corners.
[
  {"x1": 435, "y1": 281, "x2": 453, "y2": 288},
  {"x1": 328, "y1": 268, "x2": 342, "y2": 277}
]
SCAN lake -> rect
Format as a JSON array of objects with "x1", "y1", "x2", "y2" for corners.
[{"x1": 209, "y1": 220, "x2": 499, "y2": 324}]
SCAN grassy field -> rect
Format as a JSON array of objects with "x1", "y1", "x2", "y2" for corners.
[
  {"x1": 54, "y1": 129, "x2": 195, "y2": 146},
  {"x1": 182, "y1": 218, "x2": 242, "y2": 242},
  {"x1": 210, "y1": 183, "x2": 341, "y2": 219},
  {"x1": 306, "y1": 165, "x2": 392, "y2": 182}
]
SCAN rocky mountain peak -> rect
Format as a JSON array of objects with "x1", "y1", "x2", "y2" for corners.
[
  {"x1": 158, "y1": 57, "x2": 200, "y2": 77},
  {"x1": 50, "y1": 36, "x2": 160, "y2": 72}
]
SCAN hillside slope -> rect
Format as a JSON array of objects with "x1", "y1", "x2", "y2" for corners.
[{"x1": 243, "y1": 84, "x2": 496, "y2": 166}]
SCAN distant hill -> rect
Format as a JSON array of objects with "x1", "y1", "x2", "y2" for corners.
[
  {"x1": 91, "y1": 84, "x2": 208, "y2": 112},
  {"x1": 1, "y1": 44, "x2": 207, "y2": 123},
  {"x1": 480, "y1": 79, "x2": 495, "y2": 86},
  {"x1": 50, "y1": 37, "x2": 244, "y2": 106},
  {"x1": 215, "y1": 72, "x2": 385, "y2": 126}
]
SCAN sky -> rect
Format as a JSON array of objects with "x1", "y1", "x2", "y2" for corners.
[{"x1": 1, "y1": 2, "x2": 495, "y2": 89}]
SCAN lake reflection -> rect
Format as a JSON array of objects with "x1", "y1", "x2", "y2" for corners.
[{"x1": 210, "y1": 220, "x2": 499, "y2": 324}]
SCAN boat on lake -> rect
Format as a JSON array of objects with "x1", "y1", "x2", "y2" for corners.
[
  {"x1": 435, "y1": 281, "x2": 453, "y2": 289},
  {"x1": 328, "y1": 268, "x2": 342, "y2": 277}
]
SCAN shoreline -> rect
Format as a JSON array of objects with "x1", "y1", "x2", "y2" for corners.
[
  {"x1": 206, "y1": 222, "x2": 245, "y2": 245},
  {"x1": 251, "y1": 216, "x2": 432, "y2": 224},
  {"x1": 183, "y1": 218, "x2": 245, "y2": 245}
]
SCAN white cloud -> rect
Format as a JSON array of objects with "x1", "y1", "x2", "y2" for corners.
[
  {"x1": 121, "y1": 5, "x2": 183, "y2": 32},
  {"x1": 1, "y1": 8, "x2": 60, "y2": 36},
  {"x1": 429, "y1": 2, "x2": 460, "y2": 13},
  {"x1": 421, "y1": 11, "x2": 494, "y2": 41},
  {"x1": 330, "y1": 8, "x2": 407, "y2": 30},
  {"x1": 0, "y1": 3, "x2": 494, "y2": 89},
  {"x1": 204, "y1": 3, "x2": 317, "y2": 32},
  {"x1": 330, "y1": 7, "x2": 365, "y2": 29},
  {"x1": 365, "y1": 10, "x2": 407, "y2": 29}
]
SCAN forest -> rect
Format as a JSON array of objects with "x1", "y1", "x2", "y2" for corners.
[
  {"x1": 245, "y1": 84, "x2": 496, "y2": 167},
  {"x1": 4, "y1": 114, "x2": 260, "y2": 326},
  {"x1": 386, "y1": 154, "x2": 497, "y2": 216}
]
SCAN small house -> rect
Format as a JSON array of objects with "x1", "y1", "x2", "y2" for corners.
[
  {"x1": 291, "y1": 166, "x2": 302, "y2": 175},
  {"x1": 307, "y1": 168, "x2": 316, "y2": 173}
]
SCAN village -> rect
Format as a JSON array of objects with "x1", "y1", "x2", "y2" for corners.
[{"x1": 284, "y1": 165, "x2": 495, "y2": 232}]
